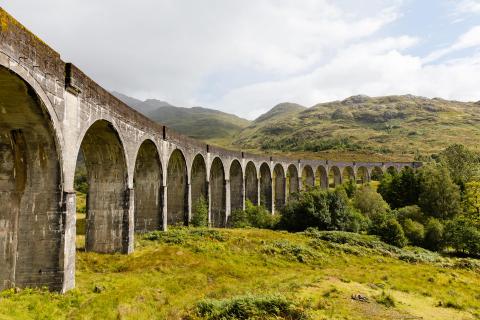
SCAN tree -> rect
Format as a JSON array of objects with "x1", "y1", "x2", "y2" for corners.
[
  {"x1": 438, "y1": 144, "x2": 480, "y2": 190},
  {"x1": 463, "y1": 181, "x2": 480, "y2": 227},
  {"x1": 190, "y1": 197, "x2": 209, "y2": 227},
  {"x1": 353, "y1": 185, "x2": 390, "y2": 218},
  {"x1": 377, "y1": 167, "x2": 420, "y2": 209},
  {"x1": 396, "y1": 205, "x2": 424, "y2": 224},
  {"x1": 418, "y1": 164, "x2": 461, "y2": 220},
  {"x1": 402, "y1": 218, "x2": 424, "y2": 246},
  {"x1": 423, "y1": 218, "x2": 444, "y2": 251},
  {"x1": 444, "y1": 218, "x2": 480, "y2": 256},
  {"x1": 378, "y1": 218, "x2": 407, "y2": 248}
]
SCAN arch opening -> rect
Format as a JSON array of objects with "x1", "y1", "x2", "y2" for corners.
[
  {"x1": 245, "y1": 162, "x2": 258, "y2": 205},
  {"x1": 167, "y1": 149, "x2": 188, "y2": 226},
  {"x1": 302, "y1": 165, "x2": 315, "y2": 189},
  {"x1": 210, "y1": 157, "x2": 226, "y2": 227},
  {"x1": 286, "y1": 164, "x2": 299, "y2": 201},
  {"x1": 260, "y1": 163, "x2": 272, "y2": 212},
  {"x1": 273, "y1": 164, "x2": 286, "y2": 211},
  {"x1": 77, "y1": 120, "x2": 128, "y2": 253},
  {"x1": 387, "y1": 166, "x2": 398, "y2": 175},
  {"x1": 229, "y1": 160, "x2": 243, "y2": 212},
  {"x1": 329, "y1": 166, "x2": 342, "y2": 188},
  {"x1": 316, "y1": 166, "x2": 328, "y2": 189},
  {"x1": 133, "y1": 140, "x2": 162, "y2": 233},
  {"x1": 0, "y1": 66, "x2": 62, "y2": 290},
  {"x1": 342, "y1": 166, "x2": 355, "y2": 183},
  {"x1": 356, "y1": 166, "x2": 369, "y2": 184},
  {"x1": 191, "y1": 154, "x2": 207, "y2": 216}
]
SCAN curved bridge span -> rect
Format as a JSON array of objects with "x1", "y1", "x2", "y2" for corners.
[{"x1": 0, "y1": 9, "x2": 420, "y2": 292}]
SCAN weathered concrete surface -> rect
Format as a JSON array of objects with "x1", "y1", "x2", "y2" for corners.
[{"x1": 0, "y1": 8, "x2": 421, "y2": 292}]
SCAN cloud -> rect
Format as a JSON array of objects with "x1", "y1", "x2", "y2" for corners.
[
  {"x1": 454, "y1": 0, "x2": 480, "y2": 15},
  {"x1": 424, "y1": 25, "x2": 480, "y2": 63},
  {"x1": 216, "y1": 35, "x2": 480, "y2": 117}
]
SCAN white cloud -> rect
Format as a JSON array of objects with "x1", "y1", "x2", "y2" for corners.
[
  {"x1": 454, "y1": 0, "x2": 480, "y2": 15},
  {"x1": 424, "y1": 25, "x2": 480, "y2": 63},
  {"x1": 216, "y1": 36, "x2": 480, "y2": 116}
]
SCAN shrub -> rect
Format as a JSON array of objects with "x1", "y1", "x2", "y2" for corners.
[
  {"x1": 229, "y1": 200, "x2": 277, "y2": 229},
  {"x1": 423, "y1": 218, "x2": 444, "y2": 251},
  {"x1": 402, "y1": 218, "x2": 424, "y2": 246},
  {"x1": 395, "y1": 205, "x2": 424, "y2": 224},
  {"x1": 378, "y1": 219, "x2": 407, "y2": 248},
  {"x1": 194, "y1": 294, "x2": 310, "y2": 320},
  {"x1": 353, "y1": 185, "x2": 389, "y2": 218},
  {"x1": 191, "y1": 197, "x2": 209, "y2": 227},
  {"x1": 444, "y1": 218, "x2": 480, "y2": 256},
  {"x1": 375, "y1": 291, "x2": 396, "y2": 308},
  {"x1": 342, "y1": 179, "x2": 357, "y2": 198},
  {"x1": 278, "y1": 188, "x2": 359, "y2": 232}
]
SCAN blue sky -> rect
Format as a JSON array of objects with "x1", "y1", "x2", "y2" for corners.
[{"x1": 2, "y1": 0, "x2": 480, "y2": 119}]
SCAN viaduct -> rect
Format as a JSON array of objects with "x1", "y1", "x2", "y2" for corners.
[{"x1": 0, "y1": 8, "x2": 420, "y2": 292}]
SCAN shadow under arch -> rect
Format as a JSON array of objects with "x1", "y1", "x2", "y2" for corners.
[
  {"x1": 133, "y1": 139, "x2": 162, "y2": 233},
  {"x1": 302, "y1": 165, "x2": 315, "y2": 189},
  {"x1": 260, "y1": 163, "x2": 272, "y2": 212},
  {"x1": 245, "y1": 161, "x2": 258, "y2": 205},
  {"x1": 167, "y1": 149, "x2": 188, "y2": 226},
  {"x1": 273, "y1": 164, "x2": 286, "y2": 211},
  {"x1": 316, "y1": 165, "x2": 328, "y2": 189},
  {"x1": 210, "y1": 157, "x2": 226, "y2": 227},
  {"x1": 0, "y1": 65, "x2": 63, "y2": 290},
  {"x1": 229, "y1": 159, "x2": 244, "y2": 212},
  {"x1": 286, "y1": 164, "x2": 299, "y2": 200},
  {"x1": 191, "y1": 153, "x2": 207, "y2": 215},
  {"x1": 329, "y1": 166, "x2": 342, "y2": 187}
]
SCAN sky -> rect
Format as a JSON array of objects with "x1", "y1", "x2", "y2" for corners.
[{"x1": 2, "y1": 0, "x2": 480, "y2": 119}]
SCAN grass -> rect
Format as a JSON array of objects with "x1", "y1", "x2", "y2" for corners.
[{"x1": 0, "y1": 227, "x2": 479, "y2": 319}]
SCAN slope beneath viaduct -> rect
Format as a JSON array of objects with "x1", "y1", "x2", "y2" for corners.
[{"x1": 0, "y1": 8, "x2": 420, "y2": 292}]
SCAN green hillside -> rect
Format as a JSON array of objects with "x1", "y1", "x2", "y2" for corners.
[
  {"x1": 232, "y1": 95, "x2": 480, "y2": 161},
  {"x1": 112, "y1": 92, "x2": 250, "y2": 143},
  {"x1": 1, "y1": 228, "x2": 478, "y2": 319}
]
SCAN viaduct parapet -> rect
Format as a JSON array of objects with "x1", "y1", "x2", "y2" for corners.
[{"x1": 0, "y1": 8, "x2": 420, "y2": 292}]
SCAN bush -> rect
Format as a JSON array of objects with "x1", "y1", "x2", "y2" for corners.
[
  {"x1": 194, "y1": 294, "x2": 310, "y2": 320},
  {"x1": 444, "y1": 218, "x2": 480, "y2": 256},
  {"x1": 378, "y1": 219, "x2": 407, "y2": 248},
  {"x1": 395, "y1": 205, "x2": 424, "y2": 224},
  {"x1": 278, "y1": 188, "x2": 360, "y2": 232},
  {"x1": 423, "y1": 218, "x2": 444, "y2": 251},
  {"x1": 353, "y1": 185, "x2": 389, "y2": 218},
  {"x1": 402, "y1": 218, "x2": 424, "y2": 246},
  {"x1": 191, "y1": 197, "x2": 209, "y2": 227},
  {"x1": 229, "y1": 200, "x2": 277, "y2": 229}
]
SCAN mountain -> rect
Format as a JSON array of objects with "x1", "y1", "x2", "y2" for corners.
[
  {"x1": 112, "y1": 92, "x2": 250, "y2": 142},
  {"x1": 232, "y1": 95, "x2": 480, "y2": 161}
]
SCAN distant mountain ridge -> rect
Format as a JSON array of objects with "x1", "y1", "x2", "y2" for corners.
[
  {"x1": 112, "y1": 92, "x2": 480, "y2": 162},
  {"x1": 111, "y1": 91, "x2": 250, "y2": 142}
]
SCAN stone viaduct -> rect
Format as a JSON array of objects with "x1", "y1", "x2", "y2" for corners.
[{"x1": 0, "y1": 8, "x2": 420, "y2": 292}]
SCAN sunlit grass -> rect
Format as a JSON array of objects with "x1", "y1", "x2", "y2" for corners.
[{"x1": 0, "y1": 228, "x2": 478, "y2": 319}]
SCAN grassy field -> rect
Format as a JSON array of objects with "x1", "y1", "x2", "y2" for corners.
[{"x1": 0, "y1": 227, "x2": 479, "y2": 320}]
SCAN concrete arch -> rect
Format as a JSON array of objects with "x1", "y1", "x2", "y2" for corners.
[
  {"x1": 229, "y1": 159, "x2": 243, "y2": 212},
  {"x1": 0, "y1": 65, "x2": 63, "y2": 290},
  {"x1": 329, "y1": 166, "x2": 342, "y2": 187},
  {"x1": 245, "y1": 161, "x2": 258, "y2": 205},
  {"x1": 260, "y1": 162, "x2": 273, "y2": 211},
  {"x1": 356, "y1": 166, "x2": 369, "y2": 184},
  {"x1": 133, "y1": 139, "x2": 162, "y2": 233},
  {"x1": 78, "y1": 120, "x2": 128, "y2": 253},
  {"x1": 286, "y1": 164, "x2": 299, "y2": 200},
  {"x1": 273, "y1": 164, "x2": 286, "y2": 212},
  {"x1": 316, "y1": 166, "x2": 328, "y2": 189},
  {"x1": 302, "y1": 165, "x2": 315, "y2": 188},
  {"x1": 167, "y1": 149, "x2": 188, "y2": 226},
  {"x1": 342, "y1": 166, "x2": 355, "y2": 182},
  {"x1": 191, "y1": 154, "x2": 207, "y2": 215},
  {"x1": 210, "y1": 157, "x2": 226, "y2": 227}
]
